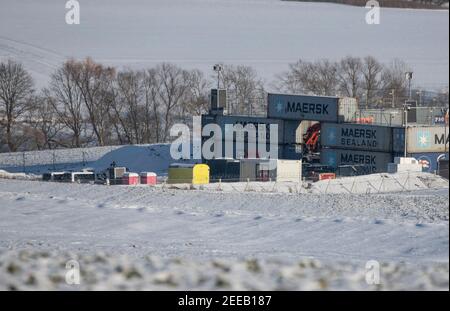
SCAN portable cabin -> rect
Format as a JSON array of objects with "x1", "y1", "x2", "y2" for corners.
[{"x1": 168, "y1": 164, "x2": 210, "y2": 185}]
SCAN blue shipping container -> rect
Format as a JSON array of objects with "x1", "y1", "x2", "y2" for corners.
[
  {"x1": 321, "y1": 148, "x2": 393, "y2": 174},
  {"x1": 321, "y1": 123, "x2": 393, "y2": 152}
]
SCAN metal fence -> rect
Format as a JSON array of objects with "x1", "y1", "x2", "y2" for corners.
[
  {"x1": 349, "y1": 106, "x2": 448, "y2": 127},
  {"x1": 159, "y1": 171, "x2": 448, "y2": 195}
]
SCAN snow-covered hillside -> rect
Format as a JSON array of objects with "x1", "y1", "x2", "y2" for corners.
[
  {"x1": 0, "y1": 144, "x2": 195, "y2": 175},
  {"x1": 0, "y1": 0, "x2": 448, "y2": 89}
]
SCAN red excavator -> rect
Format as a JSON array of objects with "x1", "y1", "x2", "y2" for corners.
[{"x1": 303, "y1": 123, "x2": 321, "y2": 153}]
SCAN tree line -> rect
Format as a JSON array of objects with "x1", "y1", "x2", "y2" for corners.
[{"x1": 0, "y1": 56, "x2": 448, "y2": 152}]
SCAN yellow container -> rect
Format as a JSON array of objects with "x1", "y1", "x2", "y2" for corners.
[{"x1": 168, "y1": 164, "x2": 210, "y2": 185}]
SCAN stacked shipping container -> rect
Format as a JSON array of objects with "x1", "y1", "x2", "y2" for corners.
[
  {"x1": 393, "y1": 126, "x2": 449, "y2": 172},
  {"x1": 320, "y1": 123, "x2": 394, "y2": 174}
]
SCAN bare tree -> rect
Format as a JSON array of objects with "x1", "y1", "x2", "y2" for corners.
[
  {"x1": 26, "y1": 94, "x2": 63, "y2": 150},
  {"x1": 154, "y1": 63, "x2": 190, "y2": 142},
  {"x1": 276, "y1": 59, "x2": 338, "y2": 97},
  {"x1": 381, "y1": 58, "x2": 410, "y2": 108},
  {"x1": 337, "y1": 56, "x2": 363, "y2": 98},
  {"x1": 143, "y1": 68, "x2": 162, "y2": 143},
  {"x1": 182, "y1": 69, "x2": 210, "y2": 117},
  {"x1": 361, "y1": 56, "x2": 383, "y2": 108},
  {"x1": 72, "y1": 58, "x2": 116, "y2": 146},
  {"x1": 112, "y1": 69, "x2": 145, "y2": 144},
  {"x1": 48, "y1": 60, "x2": 85, "y2": 148},
  {"x1": 220, "y1": 65, "x2": 265, "y2": 115},
  {"x1": 0, "y1": 59, "x2": 34, "y2": 151}
]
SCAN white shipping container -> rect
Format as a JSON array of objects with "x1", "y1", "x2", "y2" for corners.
[
  {"x1": 239, "y1": 159, "x2": 302, "y2": 182},
  {"x1": 272, "y1": 160, "x2": 302, "y2": 183},
  {"x1": 394, "y1": 126, "x2": 449, "y2": 153},
  {"x1": 406, "y1": 126, "x2": 449, "y2": 153}
]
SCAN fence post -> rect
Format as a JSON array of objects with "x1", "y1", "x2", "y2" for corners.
[
  {"x1": 325, "y1": 178, "x2": 331, "y2": 194},
  {"x1": 82, "y1": 151, "x2": 86, "y2": 167},
  {"x1": 350, "y1": 178, "x2": 356, "y2": 193},
  {"x1": 403, "y1": 171, "x2": 410, "y2": 191},
  {"x1": 52, "y1": 151, "x2": 56, "y2": 171},
  {"x1": 245, "y1": 178, "x2": 250, "y2": 192},
  {"x1": 378, "y1": 176, "x2": 384, "y2": 193},
  {"x1": 22, "y1": 152, "x2": 26, "y2": 173},
  {"x1": 217, "y1": 178, "x2": 222, "y2": 191}
]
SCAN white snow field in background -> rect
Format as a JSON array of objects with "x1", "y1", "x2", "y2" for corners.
[{"x1": 0, "y1": 0, "x2": 448, "y2": 89}]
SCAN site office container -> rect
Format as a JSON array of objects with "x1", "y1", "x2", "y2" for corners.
[
  {"x1": 321, "y1": 148, "x2": 393, "y2": 175},
  {"x1": 239, "y1": 159, "x2": 302, "y2": 183},
  {"x1": 393, "y1": 126, "x2": 449, "y2": 153},
  {"x1": 321, "y1": 123, "x2": 394, "y2": 153},
  {"x1": 168, "y1": 164, "x2": 210, "y2": 185},
  {"x1": 122, "y1": 173, "x2": 139, "y2": 185},
  {"x1": 140, "y1": 172, "x2": 157, "y2": 185},
  {"x1": 267, "y1": 93, "x2": 357, "y2": 123},
  {"x1": 205, "y1": 159, "x2": 240, "y2": 182}
]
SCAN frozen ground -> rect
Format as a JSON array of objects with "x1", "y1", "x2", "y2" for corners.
[
  {"x1": 0, "y1": 177, "x2": 448, "y2": 290},
  {"x1": 0, "y1": 0, "x2": 448, "y2": 89}
]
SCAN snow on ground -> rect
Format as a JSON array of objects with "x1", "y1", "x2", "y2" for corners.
[
  {"x1": 167, "y1": 171, "x2": 449, "y2": 194},
  {"x1": 0, "y1": 250, "x2": 448, "y2": 290},
  {"x1": 0, "y1": 177, "x2": 448, "y2": 290},
  {"x1": 0, "y1": 0, "x2": 448, "y2": 89}
]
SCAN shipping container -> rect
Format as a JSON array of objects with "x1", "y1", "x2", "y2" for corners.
[
  {"x1": 408, "y1": 153, "x2": 448, "y2": 173},
  {"x1": 267, "y1": 93, "x2": 357, "y2": 123},
  {"x1": 205, "y1": 159, "x2": 241, "y2": 182},
  {"x1": 283, "y1": 120, "x2": 302, "y2": 144},
  {"x1": 321, "y1": 148, "x2": 392, "y2": 175},
  {"x1": 201, "y1": 139, "x2": 282, "y2": 161},
  {"x1": 270, "y1": 160, "x2": 302, "y2": 183},
  {"x1": 321, "y1": 123, "x2": 393, "y2": 152},
  {"x1": 280, "y1": 144, "x2": 303, "y2": 160},
  {"x1": 239, "y1": 159, "x2": 302, "y2": 182},
  {"x1": 393, "y1": 126, "x2": 449, "y2": 153},
  {"x1": 168, "y1": 163, "x2": 210, "y2": 185},
  {"x1": 201, "y1": 114, "x2": 284, "y2": 145}
]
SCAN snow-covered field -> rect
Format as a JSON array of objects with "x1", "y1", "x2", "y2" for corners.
[
  {"x1": 0, "y1": 144, "x2": 449, "y2": 290},
  {"x1": 0, "y1": 176, "x2": 448, "y2": 290},
  {"x1": 0, "y1": 0, "x2": 448, "y2": 89}
]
